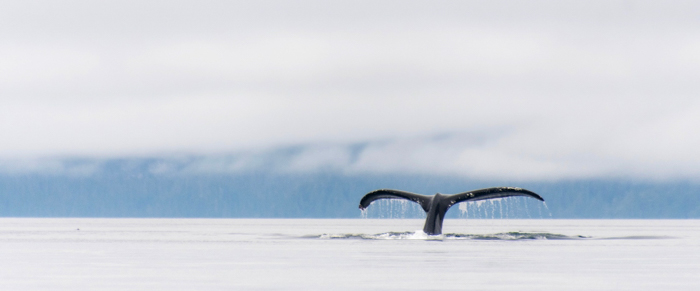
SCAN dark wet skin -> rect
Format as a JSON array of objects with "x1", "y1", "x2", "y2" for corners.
[{"x1": 359, "y1": 187, "x2": 544, "y2": 235}]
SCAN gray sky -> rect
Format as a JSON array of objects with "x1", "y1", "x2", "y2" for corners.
[{"x1": 1, "y1": 0, "x2": 699, "y2": 180}]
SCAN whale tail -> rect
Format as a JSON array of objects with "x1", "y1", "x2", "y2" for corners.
[{"x1": 359, "y1": 187, "x2": 544, "y2": 235}]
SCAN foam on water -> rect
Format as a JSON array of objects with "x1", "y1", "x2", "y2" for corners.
[
  {"x1": 314, "y1": 231, "x2": 590, "y2": 240},
  {"x1": 316, "y1": 230, "x2": 434, "y2": 240},
  {"x1": 313, "y1": 231, "x2": 671, "y2": 241}
]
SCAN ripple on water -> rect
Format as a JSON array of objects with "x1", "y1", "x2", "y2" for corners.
[{"x1": 311, "y1": 231, "x2": 591, "y2": 240}]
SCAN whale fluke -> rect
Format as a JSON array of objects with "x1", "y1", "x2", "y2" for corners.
[{"x1": 359, "y1": 187, "x2": 544, "y2": 235}]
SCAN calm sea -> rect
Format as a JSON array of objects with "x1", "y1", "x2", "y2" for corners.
[{"x1": 1, "y1": 218, "x2": 698, "y2": 290}]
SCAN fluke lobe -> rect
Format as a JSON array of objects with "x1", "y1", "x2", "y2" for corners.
[{"x1": 359, "y1": 187, "x2": 544, "y2": 235}]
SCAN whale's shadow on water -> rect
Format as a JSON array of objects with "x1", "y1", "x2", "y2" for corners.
[{"x1": 305, "y1": 231, "x2": 672, "y2": 240}]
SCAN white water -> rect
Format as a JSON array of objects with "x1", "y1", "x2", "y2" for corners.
[{"x1": 1, "y1": 218, "x2": 698, "y2": 290}]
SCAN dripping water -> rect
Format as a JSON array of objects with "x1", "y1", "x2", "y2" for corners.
[
  {"x1": 456, "y1": 196, "x2": 550, "y2": 219},
  {"x1": 361, "y1": 199, "x2": 426, "y2": 219},
  {"x1": 542, "y1": 202, "x2": 553, "y2": 218},
  {"x1": 360, "y1": 196, "x2": 550, "y2": 219}
]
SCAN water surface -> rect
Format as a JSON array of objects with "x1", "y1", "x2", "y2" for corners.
[{"x1": 0, "y1": 219, "x2": 697, "y2": 290}]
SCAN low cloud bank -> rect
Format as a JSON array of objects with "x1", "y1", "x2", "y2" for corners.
[
  {"x1": 1, "y1": 1, "x2": 699, "y2": 180},
  {"x1": 2, "y1": 133, "x2": 698, "y2": 181}
]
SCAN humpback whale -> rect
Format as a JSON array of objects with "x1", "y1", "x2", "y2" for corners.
[{"x1": 359, "y1": 187, "x2": 544, "y2": 235}]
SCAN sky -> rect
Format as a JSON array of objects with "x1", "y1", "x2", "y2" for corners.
[{"x1": 1, "y1": 0, "x2": 699, "y2": 181}]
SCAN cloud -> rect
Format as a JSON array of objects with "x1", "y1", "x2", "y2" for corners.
[
  {"x1": 0, "y1": 158, "x2": 102, "y2": 176},
  {"x1": 1, "y1": 1, "x2": 699, "y2": 180}
]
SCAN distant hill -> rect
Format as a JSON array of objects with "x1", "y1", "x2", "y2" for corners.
[{"x1": 1, "y1": 161, "x2": 698, "y2": 218}]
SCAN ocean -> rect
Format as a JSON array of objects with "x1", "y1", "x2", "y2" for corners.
[{"x1": 1, "y1": 218, "x2": 698, "y2": 290}]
